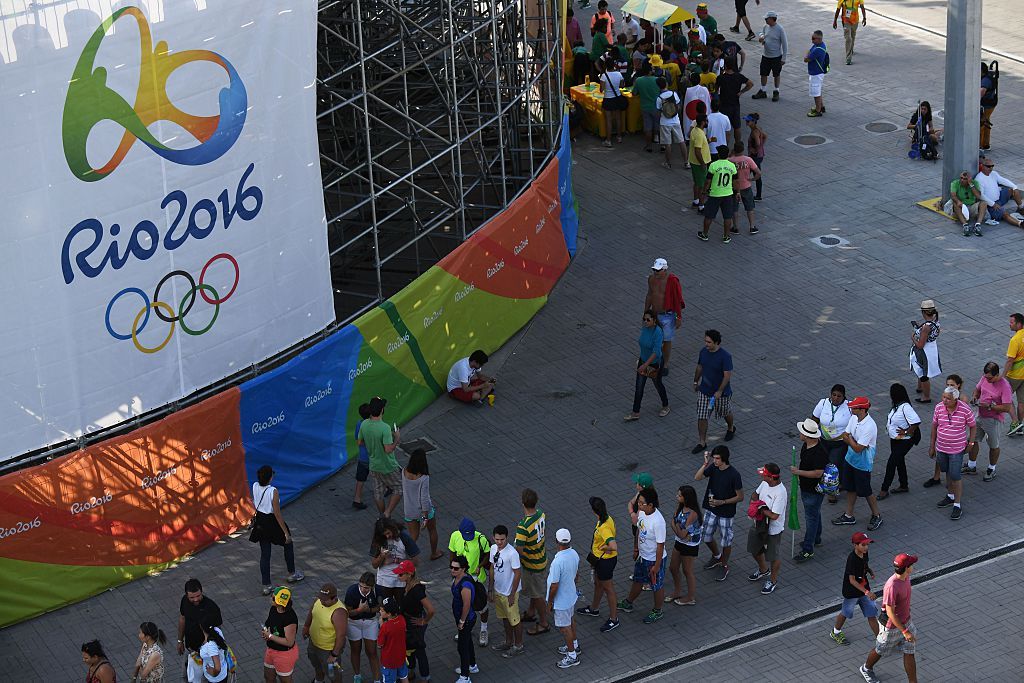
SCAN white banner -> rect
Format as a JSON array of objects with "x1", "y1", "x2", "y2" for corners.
[{"x1": 0, "y1": 1, "x2": 334, "y2": 461}]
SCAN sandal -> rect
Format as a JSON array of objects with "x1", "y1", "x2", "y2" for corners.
[
  {"x1": 526, "y1": 625, "x2": 551, "y2": 636},
  {"x1": 664, "y1": 595, "x2": 682, "y2": 604},
  {"x1": 673, "y1": 598, "x2": 696, "y2": 606}
]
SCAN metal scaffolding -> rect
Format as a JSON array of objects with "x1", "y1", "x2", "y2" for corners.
[{"x1": 316, "y1": 0, "x2": 564, "y2": 321}]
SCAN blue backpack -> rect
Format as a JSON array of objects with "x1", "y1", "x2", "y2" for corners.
[{"x1": 816, "y1": 463, "x2": 840, "y2": 495}]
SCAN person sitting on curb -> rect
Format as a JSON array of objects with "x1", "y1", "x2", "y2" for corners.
[
  {"x1": 945, "y1": 170, "x2": 983, "y2": 236},
  {"x1": 446, "y1": 350, "x2": 496, "y2": 404},
  {"x1": 974, "y1": 157, "x2": 1024, "y2": 231}
]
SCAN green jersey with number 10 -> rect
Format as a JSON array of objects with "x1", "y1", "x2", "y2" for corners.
[{"x1": 707, "y1": 159, "x2": 737, "y2": 197}]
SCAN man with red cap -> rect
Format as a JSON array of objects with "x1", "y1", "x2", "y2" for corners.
[
  {"x1": 832, "y1": 396, "x2": 883, "y2": 532},
  {"x1": 860, "y1": 553, "x2": 918, "y2": 683},
  {"x1": 830, "y1": 532, "x2": 879, "y2": 646}
]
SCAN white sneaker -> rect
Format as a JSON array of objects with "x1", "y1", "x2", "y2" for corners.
[
  {"x1": 478, "y1": 629, "x2": 489, "y2": 647},
  {"x1": 557, "y1": 654, "x2": 581, "y2": 668},
  {"x1": 454, "y1": 664, "x2": 480, "y2": 675},
  {"x1": 456, "y1": 677, "x2": 472, "y2": 683},
  {"x1": 985, "y1": 217, "x2": 1000, "y2": 225}
]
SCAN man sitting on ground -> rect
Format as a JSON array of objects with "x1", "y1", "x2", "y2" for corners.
[
  {"x1": 945, "y1": 170, "x2": 983, "y2": 236},
  {"x1": 975, "y1": 157, "x2": 1024, "y2": 230},
  {"x1": 447, "y1": 350, "x2": 496, "y2": 403}
]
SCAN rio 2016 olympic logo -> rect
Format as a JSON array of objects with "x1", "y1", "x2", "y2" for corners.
[
  {"x1": 105, "y1": 253, "x2": 239, "y2": 354},
  {"x1": 62, "y1": 6, "x2": 247, "y2": 182}
]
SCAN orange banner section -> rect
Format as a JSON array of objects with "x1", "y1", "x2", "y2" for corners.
[
  {"x1": 437, "y1": 159, "x2": 568, "y2": 299},
  {"x1": 0, "y1": 388, "x2": 250, "y2": 567}
]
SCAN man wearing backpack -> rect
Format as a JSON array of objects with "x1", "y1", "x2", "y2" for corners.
[
  {"x1": 791, "y1": 419, "x2": 830, "y2": 563},
  {"x1": 656, "y1": 77, "x2": 684, "y2": 169},
  {"x1": 804, "y1": 30, "x2": 829, "y2": 117},
  {"x1": 449, "y1": 518, "x2": 492, "y2": 646}
]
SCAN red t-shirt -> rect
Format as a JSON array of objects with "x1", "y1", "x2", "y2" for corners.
[
  {"x1": 378, "y1": 615, "x2": 407, "y2": 668},
  {"x1": 882, "y1": 573, "x2": 912, "y2": 626}
]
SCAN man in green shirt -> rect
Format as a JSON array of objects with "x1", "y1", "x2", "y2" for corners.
[
  {"x1": 357, "y1": 396, "x2": 402, "y2": 517},
  {"x1": 515, "y1": 488, "x2": 551, "y2": 635},
  {"x1": 696, "y1": 3, "x2": 718, "y2": 36},
  {"x1": 633, "y1": 63, "x2": 662, "y2": 152},
  {"x1": 947, "y1": 170, "x2": 983, "y2": 235},
  {"x1": 699, "y1": 145, "x2": 739, "y2": 243}
]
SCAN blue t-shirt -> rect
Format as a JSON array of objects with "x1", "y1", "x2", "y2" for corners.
[
  {"x1": 807, "y1": 44, "x2": 828, "y2": 75},
  {"x1": 355, "y1": 419, "x2": 369, "y2": 463},
  {"x1": 638, "y1": 325, "x2": 664, "y2": 365},
  {"x1": 546, "y1": 548, "x2": 580, "y2": 611},
  {"x1": 451, "y1": 576, "x2": 477, "y2": 623},
  {"x1": 698, "y1": 347, "x2": 733, "y2": 397}
]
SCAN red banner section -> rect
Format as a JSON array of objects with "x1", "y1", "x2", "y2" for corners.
[
  {"x1": 437, "y1": 159, "x2": 568, "y2": 299},
  {"x1": 0, "y1": 388, "x2": 250, "y2": 567}
]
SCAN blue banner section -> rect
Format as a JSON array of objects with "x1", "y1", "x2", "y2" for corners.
[
  {"x1": 239, "y1": 325, "x2": 363, "y2": 504},
  {"x1": 557, "y1": 112, "x2": 579, "y2": 256}
]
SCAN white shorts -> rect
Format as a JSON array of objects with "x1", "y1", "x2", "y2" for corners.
[
  {"x1": 808, "y1": 73, "x2": 825, "y2": 97},
  {"x1": 660, "y1": 122, "x2": 684, "y2": 144},
  {"x1": 347, "y1": 618, "x2": 379, "y2": 641},
  {"x1": 553, "y1": 608, "x2": 574, "y2": 628}
]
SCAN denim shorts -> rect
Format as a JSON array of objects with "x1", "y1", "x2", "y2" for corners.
[
  {"x1": 383, "y1": 664, "x2": 410, "y2": 683},
  {"x1": 657, "y1": 312, "x2": 676, "y2": 342},
  {"x1": 632, "y1": 557, "x2": 666, "y2": 591},
  {"x1": 356, "y1": 459, "x2": 369, "y2": 482},
  {"x1": 986, "y1": 187, "x2": 1011, "y2": 219},
  {"x1": 841, "y1": 595, "x2": 880, "y2": 619},
  {"x1": 936, "y1": 450, "x2": 964, "y2": 480}
]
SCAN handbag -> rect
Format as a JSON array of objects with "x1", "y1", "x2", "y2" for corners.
[
  {"x1": 602, "y1": 73, "x2": 628, "y2": 111},
  {"x1": 248, "y1": 488, "x2": 269, "y2": 543},
  {"x1": 642, "y1": 366, "x2": 659, "y2": 379},
  {"x1": 586, "y1": 551, "x2": 600, "y2": 567}
]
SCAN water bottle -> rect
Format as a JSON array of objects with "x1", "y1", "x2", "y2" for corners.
[{"x1": 327, "y1": 661, "x2": 336, "y2": 678}]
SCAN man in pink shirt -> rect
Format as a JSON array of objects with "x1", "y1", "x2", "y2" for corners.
[
  {"x1": 967, "y1": 362, "x2": 1013, "y2": 480},
  {"x1": 727, "y1": 142, "x2": 762, "y2": 234},
  {"x1": 928, "y1": 386, "x2": 976, "y2": 520},
  {"x1": 860, "y1": 553, "x2": 917, "y2": 683}
]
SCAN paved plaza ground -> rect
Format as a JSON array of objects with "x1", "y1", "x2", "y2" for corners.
[{"x1": 3, "y1": 0, "x2": 1024, "y2": 680}]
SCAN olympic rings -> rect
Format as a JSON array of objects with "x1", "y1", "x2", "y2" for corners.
[
  {"x1": 178, "y1": 284, "x2": 220, "y2": 336},
  {"x1": 104, "y1": 253, "x2": 239, "y2": 352},
  {"x1": 153, "y1": 270, "x2": 197, "y2": 323},
  {"x1": 131, "y1": 301, "x2": 175, "y2": 354}
]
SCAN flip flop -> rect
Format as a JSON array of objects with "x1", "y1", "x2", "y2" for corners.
[
  {"x1": 673, "y1": 598, "x2": 696, "y2": 606},
  {"x1": 526, "y1": 625, "x2": 551, "y2": 636},
  {"x1": 664, "y1": 595, "x2": 682, "y2": 604},
  {"x1": 520, "y1": 614, "x2": 537, "y2": 623}
]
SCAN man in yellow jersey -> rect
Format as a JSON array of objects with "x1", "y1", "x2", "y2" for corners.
[
  {"x1": 832, "y1": 0, "x2": 866, "y2": 66},
  {"x1": 516, "y1": 488, "x2": 551, "y2": 635},
  {"x1": 1001, "y1": 313, "x2": 1024, "y2": 435},
  {"x1": 302, "y1": 583, "x2": 348, "y2": 683},
  {"x1": 698, "y1": 145, "x2": 739, "y2": 243}
]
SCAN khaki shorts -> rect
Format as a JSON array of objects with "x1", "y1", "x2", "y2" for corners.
[
  {"x1": 494, "y1": 590, "x2": 521, "y2": 625},
  {"x1": 976, "y1": 416, "x2": 1003, "y2": 449},
  {"x1": 1009, "y1": 377, "x2": 1024, "y2": 403},
  {"x1": 371, "y1": 469, "x2": 402, "y2": 502},
  {"x1": 520, "y1": 569, "x2": 547, "y2": 599}
]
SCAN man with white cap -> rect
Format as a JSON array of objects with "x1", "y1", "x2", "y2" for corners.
[
  {"x1": 752, "y1": 12, "x2": 788, "y2": 102},
  {"x1": 644, "y1": 259, "x2": 685, "y2": 375},
  {"x1": 791, "y1": 419, "x2": 829, "y2": 562},
  {"x1": 546, "y1": 528, "x2": 581, "y2": 668},
  {"x1": 832, "y1": 396, "x2": 883, "y2": 532},
  {"x1": 929, "y1": 385, "x2": 976, "y2": 520},
  {"x1": 859, "y1": 553, "x2": 918, "y2": 683}
]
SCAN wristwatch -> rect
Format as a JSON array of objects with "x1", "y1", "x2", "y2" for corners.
[{"x1": 331, "y1": 651, "x2": 339, "y2": 657}]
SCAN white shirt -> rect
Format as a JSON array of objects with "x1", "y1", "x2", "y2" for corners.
[
  {"x1": 682, "y1": 85, "x2": 711, "y2": 134},
  {"x1": 844, "y1": 413, "x2": 878, "y2": 448},
  {"x1": 199, "y1": 640, "x2": 228, "y2": 683},
  {"x1": 601, "y1": 70, "x2": 624, "y2": 99},
  {"x1": 975, "y1": 170, "x2": 1018, "y2": 204},
  {"x1": 656, "y1": 91, "x2": 681, "y2": 126},
  {"x1": 489, "y1": 544, "x2": 521, "y2": 596},
  {"x1": 706, "y1": 112, "x2": 732, "y2": 149},
  {"x1": 623, "y1": 17, "x2": 641, "y2": 43},
  {"x1": 755, "y1": 481, "x2": 787, "y2": 535},
  {"x1": 446, "y1": 357, "x2": 476, "y2": 392},
  {"x1": 812, "y1": 398, "x2": 852, "y2": 440},
  {"x1": 252, "y1": 483, "x2": 276, "y2": 513},
  {"x1": 636, "y1": 509, "x2": 667, "y2": 561},
  {"x1": 712, "y1": 57, "x2": 725, "y2": 75},
  {"x1": 886, "y1": 402, "x2": 922, "y2": 439}
]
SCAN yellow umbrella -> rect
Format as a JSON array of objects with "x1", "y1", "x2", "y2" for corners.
[{"x1": 621, "y1": 0, "x2": 696, "y2": 26}]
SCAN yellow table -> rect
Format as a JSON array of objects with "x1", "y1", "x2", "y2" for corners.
[{"x1": 570, "y1": 84, "x2": 643, "y2": 138}]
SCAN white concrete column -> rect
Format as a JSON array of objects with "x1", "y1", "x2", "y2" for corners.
[{"x1": 941, "y1": 0, "x2": 983, "y2": 200}]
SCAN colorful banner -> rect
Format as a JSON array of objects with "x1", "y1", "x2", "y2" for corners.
[
  {"x1": 0, "y1": 389, "x2": 249, "y2": 627},
  {"x1": 557, "y1": 113, "x2": 580, "y2": 256},
  {"x1": 0, "y1": 2, "x2": 333, "y2": 462},
  {"x1": 0, "y1": 142, "x2": 576, "y2": 628}
]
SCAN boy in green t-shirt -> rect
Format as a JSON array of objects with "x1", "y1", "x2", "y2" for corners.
[{"x1": 698, "y1": 145, "x2": 739, "y2": 243}]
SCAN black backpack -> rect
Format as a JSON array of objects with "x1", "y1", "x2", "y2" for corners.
[
  {"x1": 471, "y1": 579, "x2": 488, "y2": 611},
  {"x1": 981, "y1": 60, "x2": 999, "y2": 107}
]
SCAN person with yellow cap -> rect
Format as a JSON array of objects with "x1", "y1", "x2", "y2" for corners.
[
  {"x1": 696, "y1": 3, "x2": 717, "y2": 36},
  {"x1": 262, "y1": 586, "x2": 300, "y2": 681}
]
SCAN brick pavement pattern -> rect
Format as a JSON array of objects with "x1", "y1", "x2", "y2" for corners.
[{"x1": 2, "y1": 0, "x2": 1024, "y2": 681}]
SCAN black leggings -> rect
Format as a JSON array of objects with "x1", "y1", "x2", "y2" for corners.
[
  {"x1": 406, "y1": 629, "x2": 430, "y2": 679},
  {"x1": 752, "y1": 156, "x2": 764, "y2": 197},
  {"x1": 457, "y1": 619, "x2": 476, "y2": 676},
  {"x1": 881, "y1": 438, "x2": 915, "y2": 491}
]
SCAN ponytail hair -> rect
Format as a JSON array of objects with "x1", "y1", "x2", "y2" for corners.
[
  {"x1": 201, "y1": 620, "x2": 227, "y2": 651},
  {"x1": 140, "y1": 622, "x2": 167, "y2": 645}
]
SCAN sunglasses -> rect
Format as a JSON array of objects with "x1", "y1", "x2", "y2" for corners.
[
  {"x1": 449, "y1": 565, "x2": 462, "y2": 570},
  {"x1": 983, "y1": 164, "x2": 995, "y2": 168}
]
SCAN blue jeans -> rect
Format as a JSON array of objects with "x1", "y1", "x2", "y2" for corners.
[
  {"x1": 259, "y1": 540, "x2": 296, "y2": 585},
  {"x1": 800, "y1": 490, "x2": 823, "y2": 553}
]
